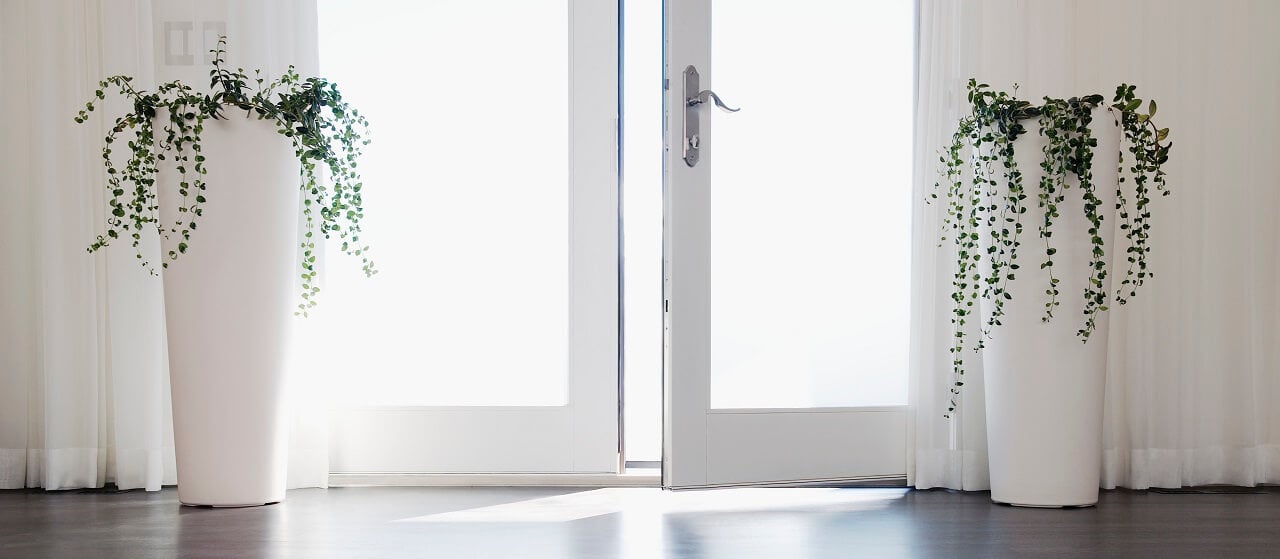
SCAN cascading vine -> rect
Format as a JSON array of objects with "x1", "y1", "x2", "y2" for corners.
[
  {"x1": 1112, "y1": 84, "x2": 1172, "y2": 305},
  {"x1": 76, "y1": 36, "x2": 374, "y2": 316},
  {"x1": 930, "y1": 79, "x2": 1172, "y2": 417}
]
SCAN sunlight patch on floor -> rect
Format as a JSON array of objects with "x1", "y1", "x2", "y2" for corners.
[{"x1": 396, "y1": 488, "x2": 908, "y2": 523}]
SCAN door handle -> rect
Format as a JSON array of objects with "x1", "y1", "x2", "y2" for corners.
[
  {"x1": 688, "y1": 90, "x2": 740, "y2": 113},
  {"x1": 682, "y1": 65, "x2": 738, "y2": 167}
]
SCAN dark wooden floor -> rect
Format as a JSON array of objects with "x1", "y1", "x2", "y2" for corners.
[{"x1": 2, "y1": 486, "x2": 1278, "y2": 558}]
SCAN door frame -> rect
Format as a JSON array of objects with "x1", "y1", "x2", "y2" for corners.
[
  {"x1": 327, "y1": 0, "x2": 621, "y2": 476},
  {"x1": 661, "y1": 0, "x2": 910, "y2": 489}
]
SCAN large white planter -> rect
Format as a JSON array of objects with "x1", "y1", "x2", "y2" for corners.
[
  {"x1": 160, "y1": 118, "x2": 298, "y2": 507},
  {"x1": 980, "y1": 119, "x2": 1121, "y2": 507}
]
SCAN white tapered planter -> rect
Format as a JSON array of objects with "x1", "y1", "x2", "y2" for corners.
[
  {"x1": 980, "y1": 119, "x2": 1121, "y2": 507},
  {"x1": 160, "y1": 118, "x2": 298, "y2": 507}
]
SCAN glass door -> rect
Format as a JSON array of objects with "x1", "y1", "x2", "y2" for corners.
[
  {"x1": 317, "y1": 0, "x2": 619, "y2": 474},
  {"x1": 663, "y1": 0, "x2": 913, "y2": 487}
]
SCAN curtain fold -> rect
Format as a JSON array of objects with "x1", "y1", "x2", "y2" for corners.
[
  {"x1": 908, "y1": 0, "x2": 989, "y2": 491},
  {"x1": 911, "y1": 0, "x2": 1280, "y2": 490},
  {"x1": 0, "y1": 0, "x2": 327, "y2": 491}
]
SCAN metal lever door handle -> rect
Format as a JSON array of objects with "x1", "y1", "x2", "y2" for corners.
[
  {"x1": 682, "y1": 65, "x2": 739, "y2": 167},
  {"x1": 687, "y1": 90, "x2": 741, "y2": 113}
]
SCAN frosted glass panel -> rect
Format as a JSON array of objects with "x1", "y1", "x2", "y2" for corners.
[
  {"x1": 710, "y1": 2, "x2": 911, "y2": 408},
  {"x1": 317, "y1": 0, "x2": 568, "y2": 406}
]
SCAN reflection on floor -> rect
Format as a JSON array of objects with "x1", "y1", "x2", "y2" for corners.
[{"x1": 2, "y1": 486, "x2": 1278, "y2": 558}]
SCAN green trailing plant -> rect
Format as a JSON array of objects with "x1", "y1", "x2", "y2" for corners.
[
  {"x1": 75, "y1": 36, "x2": 373, "y2": 316},
  {"x1": 931, "y1": 79, "x2": 1171, "y2": 417}
]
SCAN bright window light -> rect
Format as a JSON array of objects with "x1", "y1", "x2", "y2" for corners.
[
  {"x1": 316, "y1": 0, "x2": 570, "y2": 406},
  {"x1": 709, "y1": 1, "x2": 913, "y2": 408},
  {"x1": 622, "y1": 0, "x2": 664, "y2": 461}
]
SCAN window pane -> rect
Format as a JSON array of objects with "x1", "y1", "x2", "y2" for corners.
[
  {"x1": 318, "y1": 0, "x2": 568, "y2": 406},
  {"x1": 710, "y1": 1, "x2": 912, "y2": 408}
]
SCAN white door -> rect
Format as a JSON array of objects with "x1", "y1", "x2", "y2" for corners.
[
  {"x1": 663, "y1": 0, "x2": 914, "y2": 488},
  {"x1": 317, "y1": 0, "x2": 619, "y2": 475}
]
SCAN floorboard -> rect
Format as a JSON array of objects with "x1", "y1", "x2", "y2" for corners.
[{"x1": 2, "y1": 486, "x2": 1278, "y2": 558}]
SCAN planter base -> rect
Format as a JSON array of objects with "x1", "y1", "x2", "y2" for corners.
[
  {"x1": 182, "y1": 501, "x2": 283, "y2": 509},
  {"x1": 979, "y1": 120, "x2": 1122, "y2": 509},
  {"x1": 162, "y1": 118, "x2": 298, "y2": 509},
  {"x1": 993, "y1": 499, "x2": 1096, "y2": 509}
]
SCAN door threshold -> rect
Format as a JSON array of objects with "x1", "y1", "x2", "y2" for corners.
[
  {"x1": 329, "y1": 470, "x2": 661, "y2": 488},
  {"x1": 665, "y1": 476, "x2": 908, "y2": 490}
]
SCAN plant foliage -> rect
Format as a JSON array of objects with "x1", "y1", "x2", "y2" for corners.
[
  {"x1": 75, "y1": 36, "x2": 373, "y2": 316},
  {"x1": 931, "y1": 79, "x2": 1171, "y2": 417}
]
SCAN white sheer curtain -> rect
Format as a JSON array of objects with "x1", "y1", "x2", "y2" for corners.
[
  {"x1": 911, "y1": 0, "x2": 1280, "y2": 490},
  {"x1": 0, "y1": 0, "x2": 328, "y2": 491},
  {"x1": 0, "y1": 0, "x2": 166, "y2": 491}
]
